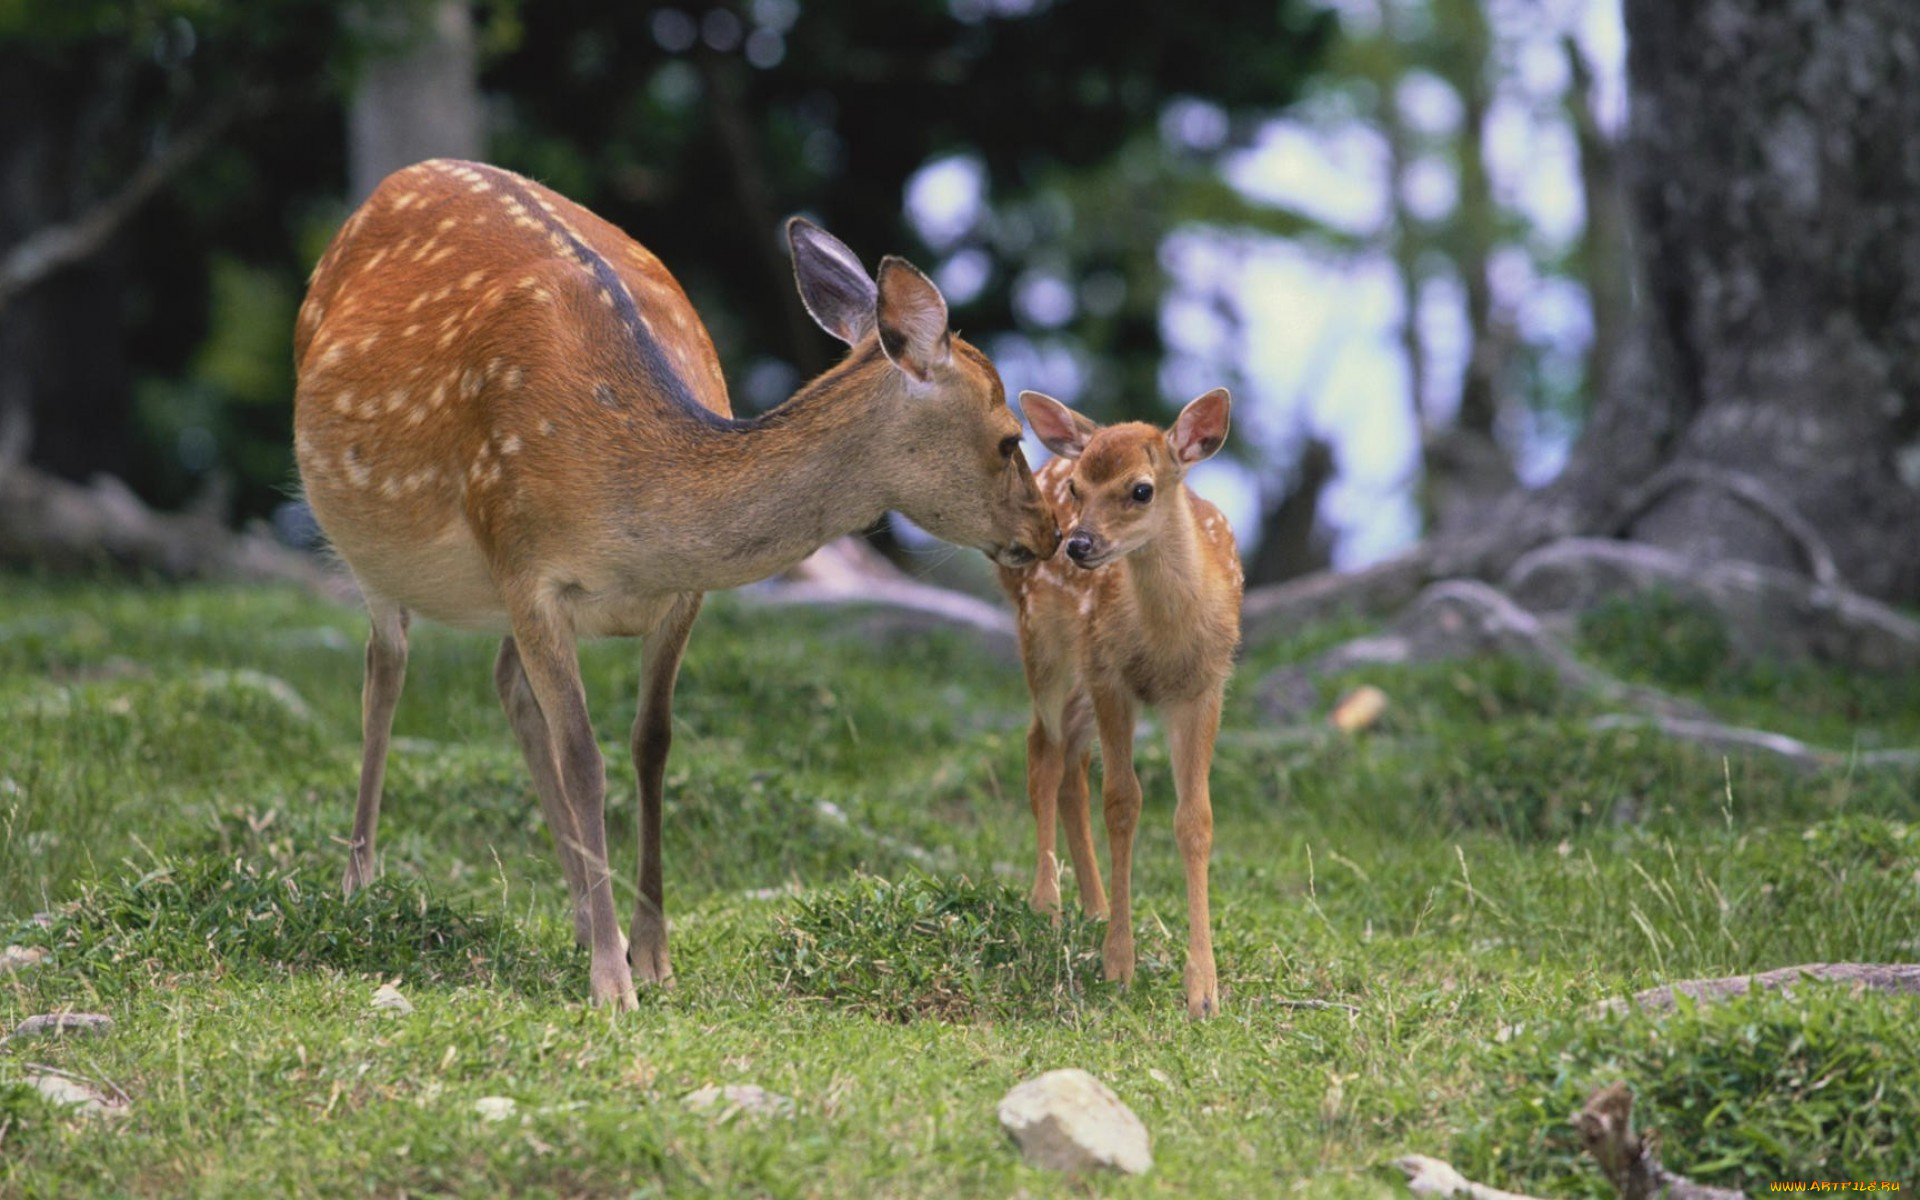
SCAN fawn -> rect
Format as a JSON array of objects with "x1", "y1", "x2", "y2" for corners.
[
  {"x1": 997, "y1": 388, "x2": 1242, "y2": 1019},
  {"x1": 293, "y1": 159, "x2": 1059, "y2": 1009}
]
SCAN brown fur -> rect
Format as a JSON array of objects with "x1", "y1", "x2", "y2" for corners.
[
  {"x1": 997, "y1": 391, "x2": 1242, "y2": 1019},
  {"x1": 294, "y1": 159, "x2": 1058, "y2": 1009}
]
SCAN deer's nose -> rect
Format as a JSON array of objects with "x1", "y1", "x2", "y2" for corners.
[{"x1": 1065, "y1": 532, "x2": 1095, "y2": 563}]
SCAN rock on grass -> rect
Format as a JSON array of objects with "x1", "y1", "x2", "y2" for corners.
[{"x1": 998, "y1": 1069, "x2": 1152, "y2": 1176}]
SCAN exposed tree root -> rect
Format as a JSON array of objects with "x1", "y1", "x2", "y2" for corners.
[
  {"x1": 1252, "y1": 544, "x2": 1920, "y2": 774},
  {"x1": 1258, "y1": 577, "x2": 1702, "y2": 725},
  {"x1": 1607, "y1": 464, "x2": 1841, "y2": 588},
  {"x1": 1502, "y1": 539, "x2": 1920, "y2": 672},
  {"x1": 1597, "y1": 963, "x2": 1920, "y2": 1017}
]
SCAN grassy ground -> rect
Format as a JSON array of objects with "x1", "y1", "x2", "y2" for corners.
[{"x1": 2, "y1": 576, "x2": 1916, "y2": 1197}]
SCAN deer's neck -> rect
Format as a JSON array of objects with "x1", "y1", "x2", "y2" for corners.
[{"x1": 625, "y1": 344, "x2": 906, "y2": 590}]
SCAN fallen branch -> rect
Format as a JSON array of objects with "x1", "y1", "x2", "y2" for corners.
[
  {"x1": 1589, "y1": 713, "x2": 1920, "y2": 772},
  {"x1": 0, "y1": 463, "x2": 346, "y2": 595},
  {"x1": 0, "y1": 93, "x2": 248, "y2": 312},
  {"x1": 1395, "y1": 1154, "x2": 1546, "y2": 1200},
  {"x1": 744, "y1": 536, "x2": 1017, "y2": 656},
  {"x1": 1573, "y1": 1082, "x2": 1745, "y2": 1200},
  {"x1": 1598, "y1": 962, "x2": 1920, "y2": 1017},
  {"x1": 1395, "y1": 1084, "x2": 1747, "y2": 1200}
]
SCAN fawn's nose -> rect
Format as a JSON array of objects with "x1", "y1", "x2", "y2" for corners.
[{"x1": 1065, "y1": 532, "x2": 1095, "y2": 563}]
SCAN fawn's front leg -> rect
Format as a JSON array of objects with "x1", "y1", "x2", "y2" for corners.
[
  {"x1": 1091, "y1": 683, "x2": 1141, "y2": 985},
  {"x1": 1056, "y1": 689, "x2": 1107, "y2": 917},
  {"x1": 1025, "y1": 716, "x2": 1068, "y2": 915},
  {"x1": 1165, "y1": 692, "x2": 1222, "y2": 1019}
]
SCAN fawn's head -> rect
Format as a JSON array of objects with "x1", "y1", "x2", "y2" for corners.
[
  {"x1": 1019, "y1": 388, "x2": 1231, "y2": 569},
  {"x1": 789, "y1": 220, "x2": 1058, "y2": 567}
]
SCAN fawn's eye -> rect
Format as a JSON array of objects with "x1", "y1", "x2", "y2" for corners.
[
  {"x1": 1131, "y1": 482, "x2": 1154, "y2": 504},
  {"x1": 999, "y1": 435, "x2": 1021, "y2": 460}
]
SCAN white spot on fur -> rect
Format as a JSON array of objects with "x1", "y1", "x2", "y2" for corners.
[{"x1": 499, "y1": 434, "x2": 522, "y2": 455}]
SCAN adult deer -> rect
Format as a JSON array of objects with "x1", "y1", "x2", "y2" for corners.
[
  {"x1": 293, "y1": 159, "x2": 1058, "y2": 1009},
  {"x1": 998, "y1": 389, "x2": 1242, "y2": 1019}
]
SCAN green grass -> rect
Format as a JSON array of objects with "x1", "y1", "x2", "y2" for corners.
[{"x1": 2, "y1": 577, "x2": 1917, "y2": 1196}]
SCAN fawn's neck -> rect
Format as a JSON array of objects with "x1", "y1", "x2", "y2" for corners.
[{"x1": 1118, "y1": 486, "x2": 1208, "y2": 625}]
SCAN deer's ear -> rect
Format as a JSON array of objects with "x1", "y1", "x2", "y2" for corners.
[
  {"x1": 788, "y1": 218, "x2": 876, "y2": 345},
  {"x1": 1020, "y1": 391, "x2": 1099, "y2": 460},
  {"x1": 875, "y1": 256, "x2": 951, "y2": 383},
  {"x1": 1168, "y1": 387, "x2": 1231, "y2": 468}
]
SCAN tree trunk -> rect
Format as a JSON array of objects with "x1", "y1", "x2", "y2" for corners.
[
  {"x1": 347, "y1": 0, "x2": 483, "y2": 204},
  {"x1": 0, "y1": 49, "x2": 134, "y2": 485},
  {"x1": 1420, "y1": 0, "x2": 1920, "y2": 609},
  {"x1": 1551, "y1": 0, "x2": 1920, "y2": 602}
]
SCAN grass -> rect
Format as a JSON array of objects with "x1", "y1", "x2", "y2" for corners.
[{"x1": 1, "y1": 575, "x2": 1916, "y2": 1196}]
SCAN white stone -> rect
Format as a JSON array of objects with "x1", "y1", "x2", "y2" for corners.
[
  {"x1": 28, "y1": 1072, "x2": 125, "y2": 1117},
  {"x1": 370, "y1": 983, "x2": 413, "y2": 1015},
  {"x1": 473, "y1": 1096, "x2": 517, "y2": 1122},
  {"x1": 683, "y1": 1084, "x2": 794, "y2": 1121},
  {"x1": 0, "y1": 945, "x2": 47, "y2": 972},
  {"x1": 998, "y1": 1069, "x2": 1152, "y2": 1176}
]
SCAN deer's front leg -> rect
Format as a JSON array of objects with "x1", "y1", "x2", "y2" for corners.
[
  {"x1": 1165, "y1": 692, "x2": 1222, "y2": 1019},
  {"x1": 629, "y1": 594, "x2": 702, "y2": 986},
  {"x1": 343, "y1": 601, "x2": 409, "y2": 895},
  {"x1": 508, "y1": 603, "x2": 633, "y2": 1011},
  {"x1": 1091, "y1": 683, "x2": 1140, "y2": 986}
]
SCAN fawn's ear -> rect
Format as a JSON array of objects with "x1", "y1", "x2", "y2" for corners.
[
  {"x1": 875, "y1": 256, "x2": 952, "y2": 384},
  {"x1": 788, "y1": 217, "x2": 877, "y2": 346},
  {"x1": 1020, "y1": 391, "x2": 1100, "y2": 460},
  {"x1": 1168, "y1": 387, "x2": 1231, "y2": 468}
]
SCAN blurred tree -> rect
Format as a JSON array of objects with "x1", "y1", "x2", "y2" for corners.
[
  {"x1": 483, "y1": 0, "x2": 1333, "y2": 423},
  {"x1": 0, "y1": 0, "x2": 451, "y2": 523}
]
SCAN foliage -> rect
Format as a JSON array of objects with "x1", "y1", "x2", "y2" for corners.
[
  {"x1": 1467, "y1": 986, "x2": 1920, "y2": 1190},
  {"x1": 20, "y1": 856, "x2": 573, "y2": 998},
  {"x1": 767, "y1": 873, "x2": 1104, "y2": 1022}
]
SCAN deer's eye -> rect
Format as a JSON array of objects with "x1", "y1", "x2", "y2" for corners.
[
  {"x1": 999, "y1": 435, "x2": 1021, "y2": 459},
  {"x1": 1131, "y1": 482, "x2": 1154, "y2": 504}
]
